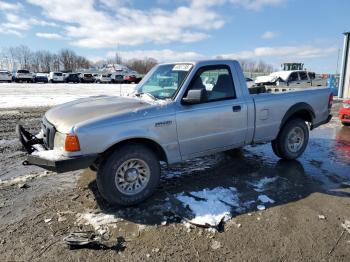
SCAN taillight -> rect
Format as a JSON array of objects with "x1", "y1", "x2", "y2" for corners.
[
  {"x1": 64, "y1": 134, "x2": 80, "y2": 152},
  {"x1": 328, "y1": 93, "x2": 333, "y2": 109}
]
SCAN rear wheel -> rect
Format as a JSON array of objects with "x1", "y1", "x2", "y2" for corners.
[
  {"x1": 271, "y1": 118, "x2": 309, "y2": 160},
  {"x1": 96, "y1": 144, "x2": 160, "y2": 206}
]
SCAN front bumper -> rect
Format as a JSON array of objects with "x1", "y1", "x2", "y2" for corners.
[{"x1": 16, "y1": 124, "x2": 97, "y2": 173}]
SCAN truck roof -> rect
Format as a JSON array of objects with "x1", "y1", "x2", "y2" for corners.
[{"x1": 159, "y1": 59, "x2": 238, "y2": 65}]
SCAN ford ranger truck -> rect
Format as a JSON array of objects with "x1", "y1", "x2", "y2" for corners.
[{"x1": 17, "y1": 60, "x2": 333, "y2": 206}]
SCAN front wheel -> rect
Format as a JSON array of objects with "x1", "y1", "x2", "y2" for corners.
[
  {"x1": 271, "y1": 118, "x2": 309, "y2": 160},
  {"x1": 96, "y1": 144, "x2": 160, "y2": 206}
]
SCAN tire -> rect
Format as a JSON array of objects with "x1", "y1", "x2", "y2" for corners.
[
  {"x1": 342, "y1": 122, "x2": 350, "y2": 126},
  {"x1": 271, "y1": 140, "x2": 282, "y2": 158},
  {"x1": 96, "y1": 144, "x2": 160, "y2": 206},
  {"x1": 271, "y1": 118, "x2": 309, "y2": 160}
]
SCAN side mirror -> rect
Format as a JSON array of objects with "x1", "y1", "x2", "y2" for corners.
[{"x1": 182, "y1": 89, "x2": 207, "y2": 105}]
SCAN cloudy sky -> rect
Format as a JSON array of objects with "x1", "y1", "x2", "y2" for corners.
[{"x1": 0, "y1": 0, "x2": 348, "y2": 72}]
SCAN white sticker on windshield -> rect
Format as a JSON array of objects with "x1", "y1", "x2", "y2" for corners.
[{"x1": 172, "y1": 64, "x2": 192, "y2": 71}]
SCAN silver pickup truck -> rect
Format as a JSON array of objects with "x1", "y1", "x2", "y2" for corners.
[{"x1": 17, "y1": 60, "x2": 333, "y2": 206}]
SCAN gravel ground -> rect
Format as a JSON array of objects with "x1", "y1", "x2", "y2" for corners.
[{"x1": 0, "y1": 100, "x2": 349, "y2": 261}]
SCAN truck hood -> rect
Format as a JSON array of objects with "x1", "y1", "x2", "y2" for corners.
[{"x1": 45, "y1": 96, "x2": 153, "y2": 133}]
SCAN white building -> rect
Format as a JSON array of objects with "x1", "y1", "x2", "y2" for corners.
[{"x1": 339, "y1": 32, "x2": 350, "y2": 98}]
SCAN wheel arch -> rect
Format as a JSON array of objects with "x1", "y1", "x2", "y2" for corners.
[
  {"x1": 280, "y1": 102, "x2": 315, "y2": 130},
  {"x1": 101, "y1": 137, "x2": 168, "y2": 163}
]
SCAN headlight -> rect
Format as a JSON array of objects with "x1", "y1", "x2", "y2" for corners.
[
  {"x1": 54, "y1": 132, "x2": 66, "y2": 150},
  {"x1": 343, "y1": 103, "x2": 350, "y2": 109}
]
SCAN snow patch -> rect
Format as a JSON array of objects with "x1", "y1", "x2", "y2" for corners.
[
  {"x1": 0, "y1": 171, "x2": 52, "y2": 185},
  {"x1": 342, "y1": 220, "x2": 350, "y2": 233},
  {"x1": 32, "y1": 144, "x2": 45, "y2": 152},
  {"x1": 0, "y1": 138, "x2": 19, "y2": 147},
  {"x1": 249, "y1": 176, "x2": 278, "y2": 192},
  {"x1": 175, "y1": 187, "x2": 240, "y2": 227},
  {"x1": 0, "y1": 83, "x2": 137, "y2": 108},
  {"x1": 31, "y1": 149, "x2": 66, "y2": 161},
  {"x1": 258, "y1": 195, "x2": 275, "y2": 204},
  {"x1": 257, "y1": 205, "x2": 266, "y2": 211},
  {"x1": 76, "y1": 212, "x2": 123, "y2": 234}
]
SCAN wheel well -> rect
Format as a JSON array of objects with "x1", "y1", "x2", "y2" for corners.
[
  {"x1": 287, "y1": 109, "x2": 313, "y2": 123},
  {"x1": 280, "y1": 103, "x2": 315, "y2": 129},
  {"x1": 102, "y1": 138, "x2": 168, "y2": 163}
]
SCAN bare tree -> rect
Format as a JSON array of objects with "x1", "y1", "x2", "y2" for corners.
[
  {"x1": 238, "y1": 59, "x2": 275, "y2": 74},
  {"x1": 59, "y1": 49, "x2": 79, "y2": 71},
  {"x1": 0, "y1": 47, "x2": 11, "y2": 70},
  {"x1": 41, "y1": 51, "x2": 53, "y2": 72},
  {"x1": 126, "y1": 58, "x2": 158, "y2": 74},
  {"x1": 15, "y1": 45, "x2": 32, "y2": 69}
]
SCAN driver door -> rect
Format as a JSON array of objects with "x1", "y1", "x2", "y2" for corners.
[{"x1": 175, "y1": 65, "x2": 248, "y2": 158}]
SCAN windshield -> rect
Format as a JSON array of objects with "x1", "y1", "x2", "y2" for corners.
[{"x1": 137, "y1": 64, "x2": 193, "y2": 100}]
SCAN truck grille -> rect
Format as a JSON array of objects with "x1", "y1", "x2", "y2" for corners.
[{"x1": 41, "y1": 117, "x2": 56, "y2": 150}]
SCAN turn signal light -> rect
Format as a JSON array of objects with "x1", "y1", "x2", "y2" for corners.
[{"x1": 65, "y1": 134, "x2": 80, "y2": 152}]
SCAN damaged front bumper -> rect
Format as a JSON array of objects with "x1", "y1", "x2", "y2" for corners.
[{"x1": 16, "y1": 124, "x2": 97, "y2": 173}]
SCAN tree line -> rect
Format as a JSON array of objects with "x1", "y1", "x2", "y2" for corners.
[
  {"x1": 0, "y1": 45, "x2": 275, "y2": 75},
  {"x1": 0, "y1": 45, "x2": 91, "y2": 72}
]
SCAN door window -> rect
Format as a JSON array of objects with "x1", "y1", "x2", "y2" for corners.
[
  {"x1": 308, "y1": 72, "x2": 316, "y2": 79},
  {"x1": 289, "y1": 72, "x2": 299, "y2": 82},
  {"x1": 185, "y1": 65, "x2": 236, "y2": 102},
  {"x1": 299, "y1": 71, "x2": 308, "y2": 80}
]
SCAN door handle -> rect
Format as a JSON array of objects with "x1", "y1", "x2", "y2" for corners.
[{"x1": 232, "y1": 105, "x2": 241, "y2": 112}]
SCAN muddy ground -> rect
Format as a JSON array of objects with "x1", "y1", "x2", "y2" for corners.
[{"x1": 0, "y1": 102, "x2": 350, "y2": 261}]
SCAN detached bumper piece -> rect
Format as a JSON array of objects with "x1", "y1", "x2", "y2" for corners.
[{"x1": 16, "y1": 124, "x2": 97, "y2": 173}]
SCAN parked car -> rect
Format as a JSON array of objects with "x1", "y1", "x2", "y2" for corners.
[
  {"x1": 339, "y1": 100, "x2": 350, "y2": 126},
  {"x1": 124, "y1": 74, "x2": 142, "y2": 84},
  {"x1": 79, "y1": 73, "x2": 95, "y2": 83},
  {"x1": 0, "y1": 70, "x2": 12, "y2": 82},
  {"x1": 17, "y1": 59, "x2": 333, "y2": 206},
  {"x1": 64, "y1": 73, "x2": 80, "y2": 83},
  {"x1": 48, "y1": 72, "x2": 64, "y2": 83},
  {"x1": 13, "y1": 69, "x2": 33, "y2": 83},
  {"x1": 111, "y1": 74, "x2": 125, "y2": 84},
  {"x1": 34, "y1": 73, "x2": 48, "y2": 83},
  {"x1": 95, "y1": 73, "x2": 112, "y2": 83},
  {"x1": 255, "y1": 70, "x2": 323, "y2": 88}
]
